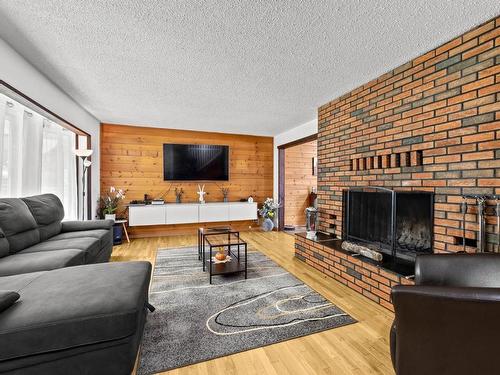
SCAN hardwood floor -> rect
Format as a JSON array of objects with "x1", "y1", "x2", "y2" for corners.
[{"x1": 112, "y1": 231, "x2": 395, "y2": 375}]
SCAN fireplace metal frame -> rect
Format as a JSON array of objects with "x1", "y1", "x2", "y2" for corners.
[{"x1": 343, "y1": 186, "x2": 434, "y2": 263}]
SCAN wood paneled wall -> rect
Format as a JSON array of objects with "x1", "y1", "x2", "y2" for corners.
[
  {"x1": 284, "y1": 140, "x2": 317, "y2": 226},
  {"x1": 100, "y1": 123, "x2": 273, "y2": 237}
]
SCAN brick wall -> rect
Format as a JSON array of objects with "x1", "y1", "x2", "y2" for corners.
[
  {"x1": 295, "y1": 235, "x2": 414, "y2": 311},
  {"x1": 317, "y1": 17, "x2": 500, "y2": 253}
]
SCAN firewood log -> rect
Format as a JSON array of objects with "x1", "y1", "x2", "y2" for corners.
[{"x1": 341, "y1": 241, "x2": 383, "y2": 262}]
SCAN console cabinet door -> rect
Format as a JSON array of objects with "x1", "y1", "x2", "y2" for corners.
[
  {"x1": 229, "y1": 203, "x2": 258, "y2": 221},
  {"x1": 199, "y1": 204, "x2": 230, "y2": 223},
  {"x1": 166, "y1": 204, "x2": 199, "y2": 224},
  {"x1": 129, "y1": 206, "x2": 166, "y2": 226}
]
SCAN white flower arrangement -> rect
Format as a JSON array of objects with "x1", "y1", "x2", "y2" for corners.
[{"x1": 258, "y1": 198, "x2": 280, "y2": 219}]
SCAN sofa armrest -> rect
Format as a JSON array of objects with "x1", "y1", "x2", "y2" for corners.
[
  {"x1": 415, "y1": 253, "x2": 500, "y2": 287},
  {"x1": 391, "y1": 285, "x2": 500, "y2": 375},
  {"x1": 61, "y1": 220, "x2": 114, "y2": 232}
]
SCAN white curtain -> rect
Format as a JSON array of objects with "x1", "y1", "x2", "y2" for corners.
[
  {"x1": 0, "y1": 93, "x2": 78, "y2": 220},
  {"x1": 41, "y1": 120, "x2": 77, "y2": 220},
  {"x1": 22, "y1": 111, "x2": 44, "y2": 196}
]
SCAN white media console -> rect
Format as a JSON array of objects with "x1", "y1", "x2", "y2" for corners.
[{"x1": 128, "y1": 202, "x2": 258, "y2": 226}]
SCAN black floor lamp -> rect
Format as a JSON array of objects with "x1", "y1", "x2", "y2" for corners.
[{"x1": 74, "y1": 149, "x2": 93, "y2": 220}]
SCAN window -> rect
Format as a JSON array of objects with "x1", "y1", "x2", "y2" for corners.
[{"x1": 0, "y1": 93, "x2": 78, "y2": 219}]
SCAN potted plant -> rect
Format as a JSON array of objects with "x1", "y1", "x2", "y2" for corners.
[
  {"x1": 258, "y1": 198, "x2": 280, "y2": 231},
  {"x1": 99, "y1": 187, "x2": 126, "y2": 221}
]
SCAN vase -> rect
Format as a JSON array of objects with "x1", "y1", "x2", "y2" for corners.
[
  {"x1": 305, "y1": 207, "x2": 318, "y2": 239},
  {"x1": 105, "y1": 214, "x2": 116, "y2": 222},
  {"x1": 262, "y1": 218, "x2": 274, "y2": 231},
  {"x1": 223, "y1": 196, "x2": 228, "y2": 202}
]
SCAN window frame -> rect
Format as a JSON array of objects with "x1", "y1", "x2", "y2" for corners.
[{"x1": 0, "y1": 80, "x2": 92, "y2": 219}]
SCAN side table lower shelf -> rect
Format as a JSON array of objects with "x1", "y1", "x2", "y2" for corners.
[{"x1": 202, "y1": 231, "x2": 248, "y2": 284}]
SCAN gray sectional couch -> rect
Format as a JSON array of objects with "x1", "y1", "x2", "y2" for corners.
[
  {"x1": 0, "y1": 194, "x2": 113, "y2": 276},
  {"x1": 0, "y1": 194, "x2": 152, "y2": 374}
]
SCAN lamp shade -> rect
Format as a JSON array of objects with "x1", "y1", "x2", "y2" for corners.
[{"x1": 73, "y1": 149, "x2": 93, "y2": 158}]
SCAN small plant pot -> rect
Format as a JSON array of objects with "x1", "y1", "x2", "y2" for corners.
[{"x1": 105, "y1": 214, "x2": 116, "y2": 222}]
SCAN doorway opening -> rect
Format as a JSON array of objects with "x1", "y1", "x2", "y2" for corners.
[{"x1": 278, "y1": 134, "x2": 317, "y2": 232}]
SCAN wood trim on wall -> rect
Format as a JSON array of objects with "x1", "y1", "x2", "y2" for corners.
[
  {"x1": 278, "y1": 148, "x2": 285, "y2": 231},
  {"x1": 277, "y1": 133, "x2": 317, "y2": 150},
  {"x1": 0, "y1": 80, "x2": 90, "y2": 136}
]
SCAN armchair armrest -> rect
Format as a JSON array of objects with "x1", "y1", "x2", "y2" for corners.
[
  {"x1": 61, "y1": 220, "x2": 114, "y2": 232},
  {"x1": 415, "y1": 253, "x2": 500, "y2": 287},
  {"x1": 391, "y1": 285, "x2": 500, "y2": 375}
]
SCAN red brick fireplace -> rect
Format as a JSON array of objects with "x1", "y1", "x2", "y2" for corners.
[{"x1": 295, "y1": 16, "x2": 499, "y2": 310}]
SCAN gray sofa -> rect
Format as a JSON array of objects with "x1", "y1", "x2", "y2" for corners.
[
  {"x1": 0, "y1": 194, "x2": 153, "y2": 374},
  {"x1": 0, "y1": 194, "x2": 113, "y2": 276}
]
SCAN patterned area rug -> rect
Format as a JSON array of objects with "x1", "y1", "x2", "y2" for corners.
[{"x1": 137, "y1": 246, "x2": 356, "y2": 374}]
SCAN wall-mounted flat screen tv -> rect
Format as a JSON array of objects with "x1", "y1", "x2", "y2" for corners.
[{"x1": 163, "y1": 144, "x2": 229, "y2": 180}]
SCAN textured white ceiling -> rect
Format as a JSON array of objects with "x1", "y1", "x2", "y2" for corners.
[{"x1": 0, "y1": 1, "x2": 498, "y2": 136}]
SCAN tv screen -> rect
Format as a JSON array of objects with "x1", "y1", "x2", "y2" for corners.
[{"x1": 163, "y1": 144, "x2": 229, "y2": 180}]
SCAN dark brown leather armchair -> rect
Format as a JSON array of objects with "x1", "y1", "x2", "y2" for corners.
[{"x1": 391, "y1": 254, "x2": 500, "y2": 375}]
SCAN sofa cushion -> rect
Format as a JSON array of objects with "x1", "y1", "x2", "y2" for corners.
[
  {"x1": 61, "y1": 220, "x2": 114, "y2": 232},
  {"x1": 0, "y1": 261, "x2": 152, "y2": 362},
  {"x1": 0, "y1": 198, "x2": 40, "y2": 254},
  {"x1": 49, "y1": 229, "x2": 112, "y2": 249},
  {"x1": 0, "y1": 291, "x2": 20, "y2": 313},
  {"x1": 20, "y1": 237, "x2": 100, "y2": 261},
  {"x1": 0, "y1": 250, "x2": 85, "y2": 277},
  {"x1": 22, "y1": 194, "x2": 64, "y2": 241}
]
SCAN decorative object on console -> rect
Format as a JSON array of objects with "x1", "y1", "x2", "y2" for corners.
[
  {"x1": 221, "y1": 185, "x2": 230, "y2": 202},
  {"x1": 259, "y1": 198, "x2": 280, "y2": 231},
  {"x1": 73, "y1": 148, "x2": 93, "y2": 220},
  {"x1": 247, "y1": 196, "x2": 253, "y2": 203},
  {"x1": 174, "y1": 187, "x2": 184, "y2": 203},
  {"x1": 197, "y1": 184, "x2": 206, "y2": 203},
  {"x1": 305, "y1": 206, "x2": 318, "y2": 239},
  {"x1": 98, "y1": 186, "x2": 126, "y2": 222},
  {"x1": 213, "y1": 182, "x2": 230, "y2": 202}
]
